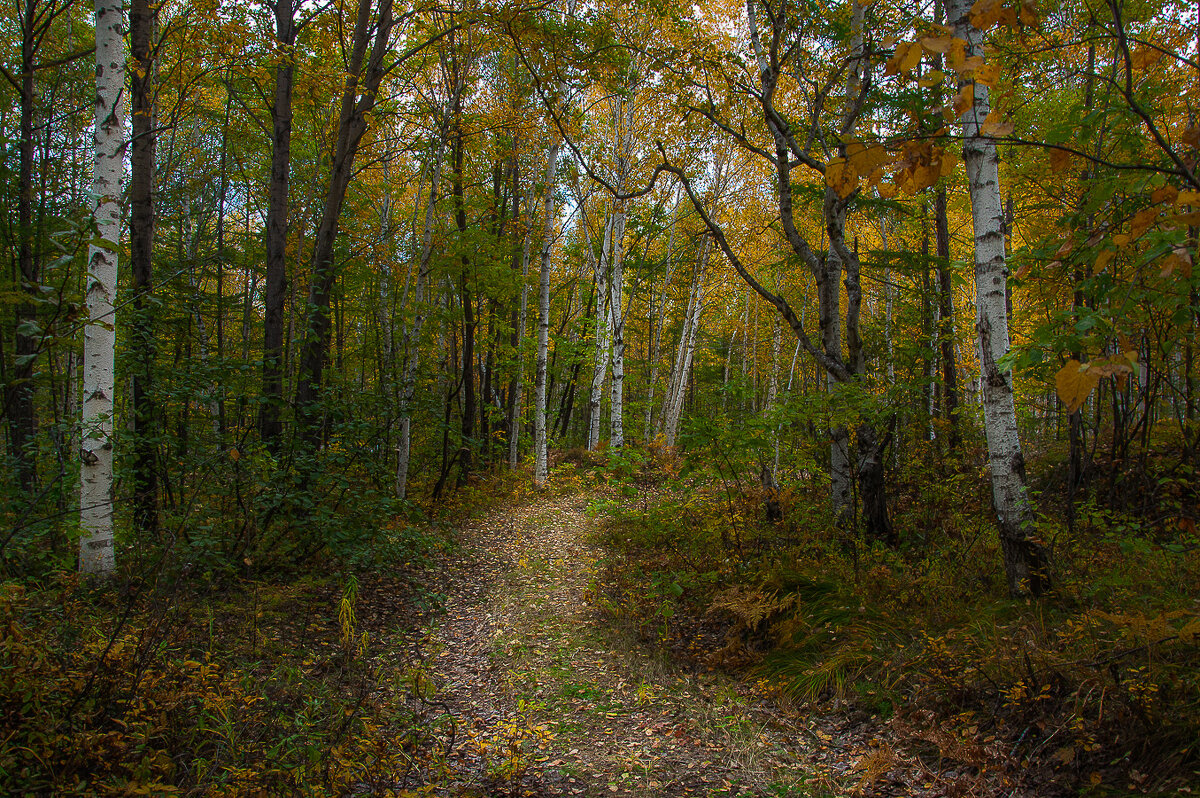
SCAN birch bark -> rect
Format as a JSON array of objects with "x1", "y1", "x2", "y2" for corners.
[
  {"x1": 951, "y1": 0, "x2": 1049, "y2": 597},
  {"x1": 587, "y1": 212, "x2": 613, "y2": 450},
  {"x1": 534, "y1": 139, "x2": 561, "y2": 486},
  {"x1": 80, "y1": 0, "x2": 124, "y2": 574},
  {"x1": 663, "y1": 236, "x2": 710, "y2": 447},
  {"x1": 644, "y1": 185, "x2": 681, "y2": 438}
]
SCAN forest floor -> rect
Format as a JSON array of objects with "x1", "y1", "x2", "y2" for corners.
[{"x1": 406, "y1": 488, "x2": 1045, "y2": 798}]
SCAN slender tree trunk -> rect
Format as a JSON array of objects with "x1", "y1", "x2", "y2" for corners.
[
  {"x1": 80, "y1": 0, "x2": 124, "y2": 574},
  {"x1": 609, "y1": 207, "x2": 628, "y2": 449},
  {"x1": 452, "y1": 129, "x2": 477, "y2": 485},
  {"x1": 534, "y1": 138, "x2": 561, "y2": 486},
  {"x1": 952, "y1": 0, "x2": 1049, "y2": 597},
  {"x1": 935, "y1": 189, "x2": 961, "y2": 452},
  {"x1": 10, "y1": 1, "x2": 40, "y2": 495},
  {"x1": 295, "y1": 0, "x2": 396, "y2": 445},
  {"x1": 508, "y1": 160, "x2": 533, "y2": 469},
  {"x1": 644, "y1": 185, "x2": 681, "y2": 439},
  {"x1": 396, "y1": 142, "x2": 446, "y2": 499},
  {"x1": 664, "y1": 236, "x2": 709, "y2": 447},
  {"x1": 130, "y1": 0, "x2": 158, "y2": 533},
  {"x1": 587, "y1": 213, "x2": 614, "y2": 450},
  {"x1": 260, "y1": 0, "x2": 296, "y2": 452}
]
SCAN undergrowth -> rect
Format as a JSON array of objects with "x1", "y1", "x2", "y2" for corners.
[{"x1": 590, "y1": 441, "x2": 1200, "y2": 796}]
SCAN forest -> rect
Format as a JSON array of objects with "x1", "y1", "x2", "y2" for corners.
[{"x1": 1, "y1": 0, "x2": 1198, "y2": 794}]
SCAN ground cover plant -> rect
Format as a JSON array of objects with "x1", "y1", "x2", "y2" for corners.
[{"x1": 589, "y1": 438, "x2": 1200, "y2": 796}]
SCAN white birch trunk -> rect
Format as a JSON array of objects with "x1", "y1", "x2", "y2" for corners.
[
  {"x1": 644, "y1": 184, "x2": 681, "y2": 438},
  {"x1": 587, "y1": 212, "x2": 614, "y2": 450},
  {"x1": 508, "y1": 224, "x2": 534, "y2": 468},
  {"x1": 664, "y1": 236, "x2": 710, "y2": 447},
  {"x1": 533, "y1": 139, "x2": 561, "y2": 486},
  {"x1": 951, "y1": 0, "x2": 1048, "y2": 597},
  {"x1": 396, "y1": 143, "x2": 445, "y2": 500},
  {"x1": 608, "y1": 208, "x2": 627, "y2": 449},
  {"x1": 80, "y1": 0, "x2": 124, "y2": 575}
]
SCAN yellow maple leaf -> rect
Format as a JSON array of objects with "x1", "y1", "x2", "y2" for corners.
[
  {"x1": 979, "y1": 115, "x2": 1014, "y2": 136},
  {"x1": 918, "y1": 69, "x2": 946, "y2": 87},
  {"x1": 826, "y1": 157, "x2": 859, "y2": 199},
  {"x1": 1056, "y1": 360, "x2": 1100, "y2": 413},
  {"x1": 953, "y1": 85, "x2": 975, "y2": 116}
]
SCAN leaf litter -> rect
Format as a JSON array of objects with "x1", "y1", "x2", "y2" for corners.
[{"x1": 406, "y1": 489, "x2": 1050, "y2": 797}]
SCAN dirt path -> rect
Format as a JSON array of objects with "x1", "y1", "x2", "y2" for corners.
[{"x1": 416, "y1": 491, "x2": 839, "y2": 797}]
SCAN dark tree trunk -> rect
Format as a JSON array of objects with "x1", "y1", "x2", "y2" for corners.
[
  {"x1": 856, "y1": 423, "x2": 895, "y2": 545},
  {"x1": 295, "y1": 0, "x2": 395, "y2": 445},
  {"x1": 9, "y1": 1, "x2": 39, "y2": 495},
  {"x1": 129, "y1": 0, "x2": 158, "y2": 535},
  {"x1": 452, "y1": 129, "x2": 476, "y2": 485},
  {"x1": 260, "y1": 0, "x2": 296, "y2": 452},
  {"x1": 935, "y1": 189, "x2": 961, "y2": 452}
]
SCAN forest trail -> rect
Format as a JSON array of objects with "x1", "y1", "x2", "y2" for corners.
[{"x1": 417, "y1": 490, "x2": 842, "y2": 797}]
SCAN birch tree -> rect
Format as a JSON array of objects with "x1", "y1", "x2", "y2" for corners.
[
  {"x1": 950, "y1": 0, "x2": 1050, "y2": 597},
  {"x1": 79, "y1": 0, "x2": 123, "y2": 575},
  {"x1": 533, "y1": 138, "x2": 561, "y2": 486}
]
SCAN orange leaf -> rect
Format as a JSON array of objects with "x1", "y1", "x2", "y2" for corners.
[
  {"x1": 953, "y1": 85, "x2": 975, "y2": 116},
  {"x1": 973, "y1": 62, "x2": 1002, "y2": 87},
  {"x1": 1056, "y1": 360, "x2": 1100, "y2": 413},
  {"x1": 920, "y1": 37, "x2": 955, "y2": 54},
  {"x1": 826, "y1": 157, "x2": 859, "y2": 199},
  {"x1": 980, "y1": 116, "x2": 1014, "y2": 136},
  {"x1": 1049, "y1": 148, "x2": 1073, "y2": 170},
  {"x1": 970, "y1": 0, "x2": 1006, "y2": 29},
  {"x1": 1094, "y1": 249, "x2": 1115, "y2": 272},
  {"x1": 918, "y1": 69, "x2": 946, "y2": 87},
  {"x1": 1151, "y1": 185, "x2": 1179, "y2": 205},
  {"x1": 1129, "y1": 207, "x2": 1159, "y2": 239}
]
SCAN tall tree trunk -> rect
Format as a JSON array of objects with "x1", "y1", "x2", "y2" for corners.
[
  {"x1": 295, "y1": 0, "x2": 396, "y2": 445},
  {"x1": 663, "y1": 236, "x2": 709, "y2": 447},
  {"x1": 587, "y1": 212, "x2": 613, "y2": 450},
  {"x1": 452, "y1": 128, "x2": 476, "y2": 485},
  {"x1": 80, "y1": 0, "x2": 124, "y2": 574},
  {"x1": 534, "y1": 139, "x2": 561, "y2": 486},
  {"x1": 951, "y1": 0, "x2": 1049, "y2": 597},
  {"x1": 644, "y1": 185, "x2": 681, "y2": 439},
  {"x1": 259, "y1": 0, "x2": 296, "y2": 452},
  {"x1": 935, "y1": 189, "x2": 961, "y2": 452},
  {"x1": 396, "y1": 142, "x2": 446, "y2": 499},
  {"x1": 9, "y1": 0, "x2": 41, "y2": 495},
  {"x1": 129, "y1": 0, "x2": 158, "y2": 534},
  {"x1": 608, "y1": 207, "x2": 628, "y2": 450}
]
